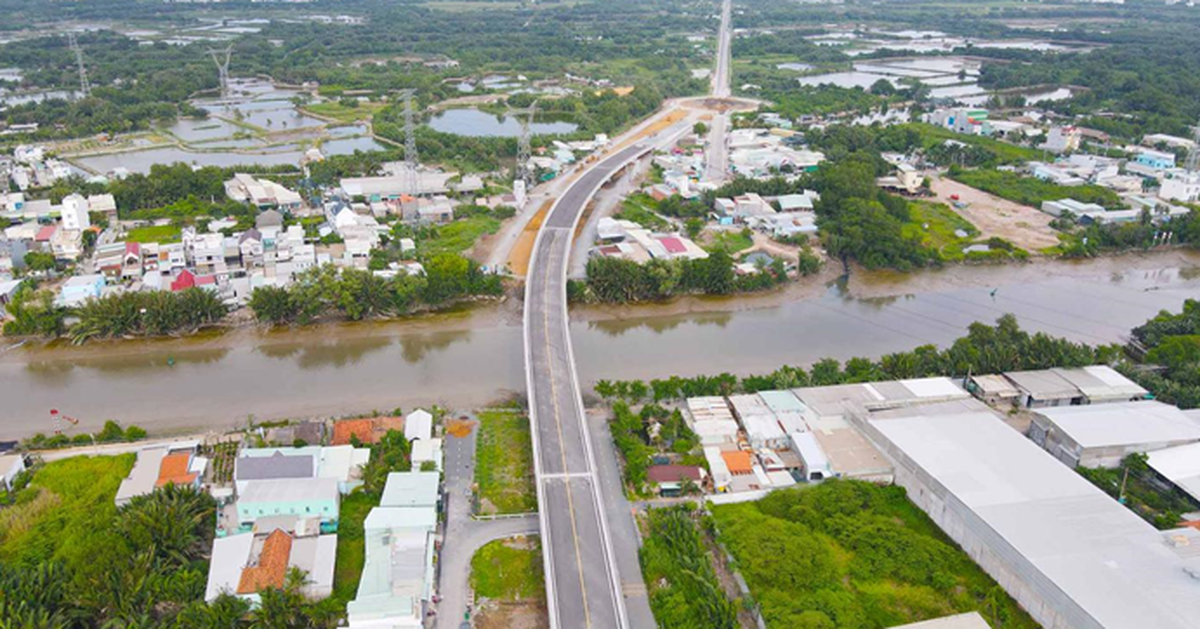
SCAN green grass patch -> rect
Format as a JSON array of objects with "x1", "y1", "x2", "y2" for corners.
[
  {"x1": 418, "y1": 216, "x2": 501, "y2": 257},
  {"x1": 0, "y1": 454, "x2": 133, "y2": 566},
  {"x1": 615, "y1": 198, "x2": 670, "y2": 231},
  {"x1": 331, "y1": 490, "x2": 379, "y2": 604},
  {"x1": 125, "y1": 224, "x2": 182, "y2": 243},
  {"x1": 902, "y1": 201, "x2": 979, "y2": 261},
  {"x1": 704, "y1": 230, "x2": 754, "y2": 255},
  {"x1": 474, "y1": 409, "x2": 537, "y2": 514},
  {"x1": 470, "y1": 536, "x2": 545, "y2": 602},
  {"x1": 908, "y1": 122, "x2": 1042, "y2": 165},
  {"x1": 951, "y1": 168, "x2": 1123, "y2": 210},
  {"x1": 711, "y1": 480, "x2": 1040, "y2": 629},
  {"x1": 305, "y1": 101, "x2": 388, "y2": 124}
]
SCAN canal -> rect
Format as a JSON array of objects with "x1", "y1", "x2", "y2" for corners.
[{"x1": 2, "y1": 254, "x2": 1197, "y2": 440}]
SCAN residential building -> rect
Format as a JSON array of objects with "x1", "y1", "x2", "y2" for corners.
[
  {"x1": 684, "y1": 397, "x2": 740, "y2": 447},
  {"x1": 225, "y1": 174, "x2": 304, "y2": 211},
  {"x1": 238, "y1": 445, "x2": 370, "y2": 494},
  {"x1": 404, "y1": 409, "x2": 433, "y2": 442},
  {"x1": 1127, "y1": 149, "x2": 1177, "y2": 178},
  {"x1": 877, "y1": 163, "x2": 923, "y2": 194},
  {"x1": 235, "y1": 477, "x2": 340, "y2": 528},
  {"x1": 346, "y1": 472, "x2": 440, "y2": 628},
  {"x1": 704, "y1": 446, "x2": 732, "y2": 492},
  {"x1": 0, "y1": 453, "x2": 27, "y2": 491},
  {"x1": 729, "y1": 394, "x2": 789, "y2": 450},
  {"x1": 58, "y1": 274, "x2": 106, "y2": 307},
  {"x1": 115, "y1": 442, "x2": 206, "y2": 506},
  {"x1": 1029, "y1": 401, "x2": 1200, "y2": 468},
  {"x1": 60, "y1": 194, "x2": 91, "y2": 231},
  {"x1": 925, "y1": 108, "x2": 990, "y2": 136},
  {"x1": 646, "y1": 465, "x2": 704, "y2": 497},
  {"x1": 1160, "y1": 170, "x2": 1200, "y2": 203},
  {"x1": 1041, "y1": 125, "x2": 1081, "y2": 153},
  {"x1": 410, "y1": 438, "x2": 443, "y2": 472},
  {"x1": 789, "y1": 431, "x2": 831, "y2": 482},
  {"x1": 205, "y1": 524, "x2": 337, "y2": 602}
]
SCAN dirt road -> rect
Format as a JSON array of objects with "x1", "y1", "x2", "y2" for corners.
[{"x1": 929, "y1": 175, "x2": 1060, "y2": 252}]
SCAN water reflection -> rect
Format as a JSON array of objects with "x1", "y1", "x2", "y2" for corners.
[
  {"x1": 587, "y1": 311, "x2": 733, "y2": 337},
  {"x1": 398, "y1": 330, "x2": 472, "y2": 363}
]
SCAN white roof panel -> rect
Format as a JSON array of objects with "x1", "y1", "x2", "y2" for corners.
[
  {"x1": 1035, "y1": 401, "x2": 1200, "y2": 449},
  {"x1": 1147, "y1": 441, "x2": 1200, "y2": 503}
]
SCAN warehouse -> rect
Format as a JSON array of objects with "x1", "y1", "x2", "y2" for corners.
[
  {"x1": 1003, "y1": 369, "x2": 1082, "y2": 408},
  {"x1": 1030, "y1": 401, "x2": 1200, "y2": 468},
  {"x1": 867, "y1": 403, "x2": 1200, "y2": 629},
  {"x1": 728, "y1": 394, "x2": 788, "y2": 449}
]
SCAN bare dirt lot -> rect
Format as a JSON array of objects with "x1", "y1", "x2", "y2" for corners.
[{"x1": 929, "y1": 175, "x2": 1060, "y2": 252}]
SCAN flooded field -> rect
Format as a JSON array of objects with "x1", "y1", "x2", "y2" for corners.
[{"x1": 428, "y1": 108, "x2": 579, "y2": 137}]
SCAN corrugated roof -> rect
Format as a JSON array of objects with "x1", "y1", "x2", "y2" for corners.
[
  {"x1": 721, "y1": 451, "x2": 754, "y2": 474},
  {"x1": 647, "y1": 465, "x2": 703, "y2": 484},
  {"x1": 379, "y1": 471, "x2": 439, "y2": 508},
  {"x1": 1035, "y1": 401, "x2": 1200, "y2": 449},
  {"x1": 156, "y1": 452, "x2": 198, "y2": 487},
  {"x1": 238, "y1": 477, "x2": 339, "y2": 505},
  {"x1": 1147, "y1": 442, "x2": 1200, "y2": 504},
  {"x1": 1004, "y1": 370, "x2": 1080, "y2": 399},
  {"x1": 236, "y1": 452, "x2": 315, "y2": 482}
]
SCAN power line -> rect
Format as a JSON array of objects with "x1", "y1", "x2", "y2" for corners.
[
  {"x1": 67, "y1": 32, "x2": 90, "y2": 98},
  {"x1": 207, "y1": 46, "x2": 233, "y2": 99},
  {"x1": 398, "y1": 89, "x2": 420, "y2": 196}
]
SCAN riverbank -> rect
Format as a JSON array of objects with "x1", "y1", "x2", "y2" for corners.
[{"x1": 1, "y1": 248, "x2": 1196, "y2": 441}]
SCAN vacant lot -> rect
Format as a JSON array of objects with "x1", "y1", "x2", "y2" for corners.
[
  {"x1": 474, "y1": 409, "x2": 537, "y2": 514},
  {"x1": 125, "y1": 224, "x2": 182, "y2": 243},
  {"x1": 472, "y1": 536, "x2": 548, "y2": 629},
  {"x1": 929, "y1": 176, "x2": 1059, "y2": 251},
  {"x1": 712, "y1": 480, "x2": 1039, "y2": 629}
]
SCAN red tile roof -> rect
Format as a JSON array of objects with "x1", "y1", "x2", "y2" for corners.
[
  {"x1": 722, "y1": 451, "x2": 754, "y2": 475},
  {"x1": 332, "y1": 419, "x2": 375, "y2": 445},
  {"x1": 659, "y1": 237, "x2": 687, "y2": 255},
  {"x1": 170, "y1": 270, "x2": 196, "y2": 292},
  {"x1": 156, "y1": 452, "x2": 198, "y2": 487},
  {"x1": 237, "y1": 530, "x2": 292, "y2": 594},
  {"x1": 125, "y1": 241, "x2": 141, "y2": 257},
  {"x1": 35, "y1": 225, "x2": 57, "y2": 241},
  {"x1": 647, "y1": 465, "x2": 702, "y2": 484}
]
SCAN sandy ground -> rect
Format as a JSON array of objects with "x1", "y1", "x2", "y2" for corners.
[{"x1": 929, "y1": 175, "x2": 1060, "y2": 251}]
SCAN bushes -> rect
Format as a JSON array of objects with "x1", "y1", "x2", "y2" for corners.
[
  {"x1": 711, "y1": 482, "x2": 1038, "y2": 629},
  {"x1": 1, "y1": 284, "x2": 65, "y2": 338},
  {"x1": 640, "y1": 505, "x2": 738, "y2": 629},
  {"x1": 585, "y1": 250, "x2": 785, "y2": 304},
  {"x1": 950, "y1": 168, "x2": 1123, "y2": 210},
  {"x1": 69, "y1": 288, "x2": 227, "y2": 343}
]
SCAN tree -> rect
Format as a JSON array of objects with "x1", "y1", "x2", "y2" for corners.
[
  {"x1": 24, "y1": 251, "x2": 57, "y2": 272},
  {"x1": 693, "y1": 122, "x2": 708, "y2": 136}
]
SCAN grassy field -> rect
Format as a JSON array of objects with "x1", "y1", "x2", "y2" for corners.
[
  {"x1": 703, "y1": 230, "x2": 754, "y2": 255},
  {"x1": 711, "y1": 481, "x2": 1039, "y2": 629},
  {"x1": 0, "y1": 455, "x2": 133, "y2": 565},
  {"x1": 305, "y1": 101, "x2": 388, "y2": 124},
  {"x1": 470, "y1": 536, "x2": 545, "y2": 602},
  {"x1": 125, "y1": 224, "x2": 182, "y2": 243},
  {"x1": 474, "y1": 409, "x2": 537, "y2": 514},
  {"x1": 902, "y1": 201, "x2": 979, "y2": 261},
  {"x1": 951, "y1": 168, "x2": 1123, "y2": 210},
  {"x1": 419, "y1": 216, "x2": 502, "y2": 257},
  {"x1": 910, "y1": 122, "x2": 1042, "y2": 165},
  {"x1": 331, "y1": 490, "x2": 378, "y2": 604},
  {"x1": 615, "y1": 197, "x2": 670, "y2": 231}
]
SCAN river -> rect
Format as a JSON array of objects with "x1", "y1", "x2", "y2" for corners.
[{"x1": 2, "y1": 253, "x2": 1198, "y2": 440}]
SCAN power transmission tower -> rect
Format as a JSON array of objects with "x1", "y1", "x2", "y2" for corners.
[
  {"x1": 67, "y1": 32, "x2": 91, "y2": 98},
  {"x1": 1186, "y1": 116, "x2": 1200, "y2": 173},
  {"x1": 510, "y1": 99, "x2": 539, "y2": 189},
  {"x1": 399, "y1": 89, "x2": 420, "y2": 196},
  {"x1": 207, "y1": 46, "x2": 234, "y2": 99}
]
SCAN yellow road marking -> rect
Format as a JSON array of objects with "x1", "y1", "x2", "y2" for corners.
[{"x1": 540, "y1": 231, "x2": 593, "y2": 627}]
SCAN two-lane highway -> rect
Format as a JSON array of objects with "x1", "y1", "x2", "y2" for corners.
[{"x1": 524, "y1": 143, "x2": 650, "y2": 628}]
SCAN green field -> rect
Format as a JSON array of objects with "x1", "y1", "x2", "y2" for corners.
[
  {"x1": 474, "y1": 409, "x2": 537, "y2": 514},
  {"x1": 712, "y1": 481, "x2": 1039, "y2": 629},
  {"x1": 470, "y1": 536, "x2": 545, "y2": 602},
  {"x1": 703, "y1": 230, "x2": 754, "y2": 255},
  {"x1": 304, "y1": 101, "x2": 388, "y2": 124},
  {"x1": 902, "y1": 201, "x2": 980, "y2": 261},
  {"x1": 125, "y1": 224, "x2": 182, "y2": 243},
  {"x1": 419, "y1": 216, "x2": 501, "y2": 257},
  {"x1": 910, "y1": 123, "x2": 1042, "y2": 165},
  {"x1": 331, "y1": 490, "x2": 378, "y2": 604},
  {"x1": 615, "y1": 197, "x2": 671, "y2": 231},
  {"x1": 951, "y1": 168, "x2": 1123, "y2": 210}
]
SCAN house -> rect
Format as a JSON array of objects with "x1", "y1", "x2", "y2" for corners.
[
  {"x1": 0, "y1": 453, "x2": 27, "y2": 491},
  {"x1": 1160, "y1": 170, "x2": 1200, "y2": 203},
  {"x1": 346, "y1": 472, "x2": 440, "y2": 628},
  {"x1": 646, "y1": 465, "x2": 704, "y2": 497},
  {"x1": 205, "y1": 525, "x2": 337, "y2": 602},
  {"x1": 235, "y1": 477, "x2": 340, "y2": 529},
  {"x1": 58, "y1": 274, "x2": 106, "y2": 307},
  {"x1": 1041, "y1": 126, "x2": 1081, "y2": 153},
  {"x1": 410, "y1": 438, "x2": 443, "y2": 471},
  {"x1": 225, "y1": 174, "x2": 304, "y2": 211},
  {"x1": 0, "y1": 279, "x2": 23, "y2": 310},
  {"x1": 1127, "y1": 149, "x2": 1177, "y2": 178},
  {"x1": 170, "y1": 269, "x2": 217, "y2": 292},
  {"x1": 256, "y1": 209, "x2": 285, "y2": 230},
  {"x1": 87, "y1": 193, "x2": 118, "y2": 222},
  {"x1": 1029, "y1": 401, "x2": 1200, "y2": 468},
  {"x1": 238, "y1": 445, "x2": 371, "y2": 495},
  {"x1": 115, "y1": 442, "x2": 206, "y2": 506},
  {"x1": 877, "y1": 163, "x2": 923, "y2": 194},
  {"x1": 720, "y1": 450, "x2": 754, "y2": 476},
  {"x1": 704, "y1": 446, "x2": 732, "y2": 493},
  {"x1": 924, "y1": 107, "x2": 990, "y2": 136},
  {"x1": 60, "y1": 194, "x2": 91, "y2": 231},
  {"x1": 404, "y1": 409, "x2": 433, "y2": 443}
]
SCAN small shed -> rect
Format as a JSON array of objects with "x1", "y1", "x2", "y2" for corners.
[{"x1": 967, "y1": 374, "x2": 1021, "y2": 406}]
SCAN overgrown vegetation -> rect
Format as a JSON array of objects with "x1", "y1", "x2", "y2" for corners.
[
  {"x1": 950, "y1": 167, "x2": 1123, "y2": 210},
  {"x1": 3, "y1": 284, "x2": 227, "y2": 343},
  {"x1": 712, "y1": 481, "x2": 1038, "y2": 629},
  {"x1": 1077, "y1": 453, "x2": 1198, "y2": 530},
  {"x1": 582, "y1": 249, "x2": 788, "y2": 304},
  {"x1": 607, "y1": 401, "x2": 701, "y2": 497},
  {"x1": 474, "y1": 408, "x2": 537, "y2": 514},
  {"x1": 470, "y1": 536, "x2": 545, "y2": 603},
  {"x1": 640, "y1": 505, "x2": 738, "y2": 629}
]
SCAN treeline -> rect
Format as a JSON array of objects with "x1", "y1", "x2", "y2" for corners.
[
  {"x1": 580, "y1": 250, "x2": 788, "y2": 304},
  {"x1": 21, "y1": 419, "x2": 147, "y2": 452},
  {"x1": 640, "y1": 505, "x2": 739, "y2": 629},
  {"x1": 2, "y1": 284, "x2": 226, "y2": 343},
  {"x1": 594, "y1": 314, "x2": 1108, "y2": 402},
  {"x1": 609, "y1": 402, "x2": 701, "y2": 495},
  {"x1": 1123, "y1": 299, "x2": 1200, "y2": 409},
  {"x1": 249, "y1": 259, "x2": 502, "y2": 325},
  {"x1": 1056, "y1": 208, "x2": 1200, "y2": 258}
]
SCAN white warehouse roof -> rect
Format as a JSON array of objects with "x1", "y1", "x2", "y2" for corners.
[
  {"x1": 1034, "y1": 401, "x2": 1200, "y2": 449},
  {"x1": 870, "y1": 409, "x2": 1200, "y2": 629},
  {"x1": 1147, "y1": 441, "x2": 1200, "y2": 504}
]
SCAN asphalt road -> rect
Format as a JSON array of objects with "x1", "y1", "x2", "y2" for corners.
[
  {"x1": 524, "y1": 143, "x2": 649, "y2": 629},
  {"x1": 705, "y1": 0, "x2": 733, "y2": 182}
]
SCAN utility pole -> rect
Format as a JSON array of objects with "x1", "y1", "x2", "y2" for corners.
[
  {"x1": 207, "y1": 46, "x2": 233, "y2": 99},
  {"x1": 399, "y1": 89, "x2": 420, "y2": 196},
  {"x1": 67, "y1": 32, "x2": 91, "y2": 98},
  {"x1": 513, "y1": 99, "x2": 539, "y2": 189}
]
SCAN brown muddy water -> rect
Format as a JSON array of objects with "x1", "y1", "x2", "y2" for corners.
[{"x1": 2, "y1": 253, "x2": 1198, "y2": 440}]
